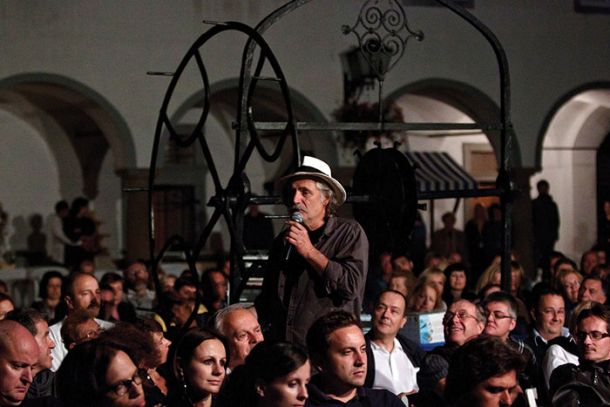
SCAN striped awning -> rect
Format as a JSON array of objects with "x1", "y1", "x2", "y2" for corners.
[{"x1": 404, "y1": 151, "x2": 478, "y2": 195}]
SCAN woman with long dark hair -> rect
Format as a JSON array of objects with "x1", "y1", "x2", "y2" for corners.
[
  {"x1": 167, "y1": 328, "x2": 227, "y2": 407},
  {"x1": 218, "y1": 341, "x2": 310, "y2": 407}
]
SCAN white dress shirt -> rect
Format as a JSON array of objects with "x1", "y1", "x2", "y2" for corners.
[{"x1": 370, "y1": 338, "x2": 419, "y2": 395}]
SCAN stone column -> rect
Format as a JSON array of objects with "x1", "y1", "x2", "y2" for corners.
[
  {"x1": 117, "y1": 168, "x2": 151, "y2": 262},
  {"x1": 512, "y1": 167, "x2": 537, "y2": 280}
]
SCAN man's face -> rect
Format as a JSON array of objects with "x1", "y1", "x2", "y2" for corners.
[
  {"x1": 389, "y1": 276, "x2": 408, "y2": 297},
  {"x1": 288, "y1": 179, "x2": 328, "y2": 230},
  {"x1": 582, "y1": 253, "x2": 598, "y2": 275},
  {"x1": 67, "y1": 275, "x2": 101, "y2": 316},
  {"x1": 209, "y1": 271, "x2": 228, "y2": 301},
  {"x1": 33, "y1": 320, "x2": 55, "y2": 371},
  {"x1": 444, "y1": 300, "x2": 484, "y2": 346},
  {"x1": 373, "y1": 292, "x2": 406, "y2": 339},
  {"x1": 579, "y1": 279, "x2": 607, "y2": 304},
  {"x1": 470, "y1": 369, "x2": 522, "y2": 407},
  {"x1": 321, "y1": 325, "x2": 367, "y2": 390},
  {"x1": 125, "y1": 263, "x2": 149, "y2": 287},
  {"x1": 222, "y1": 309, "x2": 263, "y2": 369},
  {"x1": 484, "y1": 301, "x2": 516, "y2": 341},
  {"x1": 577, "y1": 316, "x2": 610, "y2": 363},
  {"x1": 533, "y1": 294, "x2": 565, "y2": 340},
  {"x1": 0, "y1": 327, "x2": 39, "y2": 405},
  {"x1": 74, "y1": 319, "x2": 101, "y2": 346}
]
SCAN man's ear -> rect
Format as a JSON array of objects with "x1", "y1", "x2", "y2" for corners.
[
  {"x1": 64, "y1": 295, "x2": 74, "y2": 311},
  {"x1": 399, "y1": 316, "x2": 407, "y2": 329},
  {"x1": 255, "y1": 380, "x2": 266, "y2": 398},
  {"x1": 530, "y1": 308, "x2": 537, "y2": 322}
]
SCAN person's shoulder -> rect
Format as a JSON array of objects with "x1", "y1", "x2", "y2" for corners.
[{"x1": 360, "y1": 387, "x2": 404, "y2": 406}]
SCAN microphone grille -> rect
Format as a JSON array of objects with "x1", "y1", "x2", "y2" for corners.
[{"x1": 291, "y1": 212, "x2": 304, "y2": 223}]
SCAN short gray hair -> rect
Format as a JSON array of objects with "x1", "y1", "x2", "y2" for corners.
[
  {"x1": 315, "y1": 181, "x2": 336, "y2": 216},
  {"x1": 213, "y1": 303, "x2": 255, "y2": 336}
]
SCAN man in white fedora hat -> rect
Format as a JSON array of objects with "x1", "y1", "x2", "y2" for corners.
[{"x1": 255, "y1": 155, "x2": 369, "y2": 348}]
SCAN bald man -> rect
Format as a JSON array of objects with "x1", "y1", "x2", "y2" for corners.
[{"x1": 0, "y1": 320, "x2": 39, "y2": 406}]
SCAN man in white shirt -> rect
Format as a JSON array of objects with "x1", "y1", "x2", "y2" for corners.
[
  {"x1": 47, "y1": 200, "x2": 79, "y2": 265},
  {"x1": 48, "y1": 272, "x2": 113, "y2": 371},
  {"x1": 364, "y1": 289, "x2": 427, "y2": 402}
]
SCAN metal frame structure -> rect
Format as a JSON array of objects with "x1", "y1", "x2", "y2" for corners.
[{"x1": 146, "y1": 0, "x2": 516, "y2": 327}]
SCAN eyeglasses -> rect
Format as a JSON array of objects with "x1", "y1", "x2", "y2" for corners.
[
  {"x1": 106, "y1": 369, "x2": 145, "y2": 397},
  {"x1": 486, "y1": 311, "x2": 514, "y2": 321},
  {"x1": 443, "y1": 310, "x2": 478, "y2": 324},
  {"x1": 576, "y1": 331, "x2": 610, "y2": 342}
]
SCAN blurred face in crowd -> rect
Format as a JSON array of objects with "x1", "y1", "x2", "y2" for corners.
[
  {"x1": 533, "y1": 294, "x2": 565, "y2": 341},
  {"x1": 320, "y1": 325, "x2": 367, "y2": 391},
  {"x1": 125, "y1": 263, "x2": 149, "y2": 287},
  {"x1": 222, "y1": 309, "x2": 263, "y2": 369},
  {"x1": 561, "y1": 272, "x2": 581, "y2": 304},
  {"x1": 426, "y1": 274, "x2": 445, "y2": 295},
  {"x1": 577, "y1": 316, "x2": 610, "y2": 363},
  {"x1": 152, "y1": 331, "x2": 171, "y2": 365},
  {"x1": 109, "y1": 281, "x2": 124, "y2": 305},
  {"x1": 449, "y1": 270, "x2": 467, "y2": 291},
  {"x1": 484, "y1": 301, "x2": 516, "y2": 341},
  {"x1": 412, "y1": 285, "x2": 437, "y2": 313},
  {"x1": 582, "y1": 252, "x2": 598, "y2": 276},
  {"x1": 444, "y1": 300, "x2": 485, "y2": 346},
  {"x1": 257, "y1": 360, "x2": 310, "y2": 407},
  {"x1": 209, "y1": 271, "x2": 228, "y2": 302},
  {"x1": 184, "y1": 338, "x2": 226, "y2": 399},
  {"x1": 104, "y1": 350, "x2": 146, "y2": 407},
  {"x1": 0, "y1": 323, "x2": 39, "y2": 406},
  {"x1": 470, "y1": 369, "x2": 522, "y2": 407},
  {"x1": 389, "y1": 276, "x2": 409, "y2": 297},
  {"x1": 46, "y1": 277, "x2": 63, "y2": 302},
  {"x1": 73, "y1": 319, "x2": 101, "y2": 347},
  {"x1": 33, "y1": 320, "x2": 55, "y2": 371},
  {"x1": 373, "y1": 291, "x2": 406, "y2": 339},
  {"x1": 0, "y1": 300, "x2": 14, "y2": 320},
  {"x1": 66, "y1": 274, "x2": 101, "y2": 316},
  {"x1": 579, "y1": 279, "x2": 607, "y2": 304}
]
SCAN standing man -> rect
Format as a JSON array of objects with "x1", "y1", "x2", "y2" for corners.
[
  {"x1": 48, "y1": 200, "x2": 79, "y2": 266},
  {"x1": 365, "y1": 290, "x2": 426, "y2": 403},
  {"x1": 0, "y1": 320, "x2": 39, "y2": 406},
  {"x1": 256, "y1": 156, "x2": 369, "y2": 347},
  {"x1": 532, "y1": 180, "x2": 560, "y2": 271},
  {"x1": 48, "y1": 273, "x2": 113, "y2": 371},
  {"x1": 305, "y1": 310, "x2": 404, "y2": 406},
  {"x1": 431, "y1": 212, "x2": 468, "y2": 264}
]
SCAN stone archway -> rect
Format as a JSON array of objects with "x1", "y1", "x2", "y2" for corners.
[
  {"x1": 0, "y1": 73, "x2": 135, "y2": 261},
  {"x1": 535, "y1": 83, "x2": 610, "y2": 260}
]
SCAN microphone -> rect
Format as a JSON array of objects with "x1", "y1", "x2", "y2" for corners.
[{"x1": 284, "y1": 211, "x2": 304, "y2": 262}]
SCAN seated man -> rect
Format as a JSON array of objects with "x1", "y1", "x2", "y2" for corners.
[
  {"x1": 578, "y1": 275, "x2": 608, "y2": 305},
  {"x1": 0, "y1": 320, "x2": 39, "y2": 406},
  {"x1": 549, "y1": 302, "x2": 610, "y2": 405},
  {"x1": 214, "y1": 303, "x2": 264, "y2": 371},
  {"x1": 305, "y1": 310, "x2": 404, "y2": 406},
  {"x1": 483, "y1": 291, "x2": 538, "y2": 401},
  {"x1": 445, "y1": 335, "x2": 526, "y2": 406},
  {"x1": 6, "y1": 309, "x2": 56, "y2": 400},
  {"x1": 417, "y1": 299, "x2": 486, "y2": 400},
  {"x1": 364, "y1": 289, "x2": 426, "y2": 403}
]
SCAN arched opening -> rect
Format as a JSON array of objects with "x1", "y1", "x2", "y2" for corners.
[
  {"x1": 535, "y1": 83, "x2": 610, "y2": 261},
  {"x1": 386, "y1": 79, "x2": 505, "y2": 240},
  {"x1": 153, "y1": 79, "x2": 333, "y2": 254},
  {"x1": 0, "y1": 74, "x2": 135, "y2": 262}
]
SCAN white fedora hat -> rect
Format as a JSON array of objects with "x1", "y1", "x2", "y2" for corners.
[{"x1": 279, "y1": 156, "x2": 347, "y2": 206}]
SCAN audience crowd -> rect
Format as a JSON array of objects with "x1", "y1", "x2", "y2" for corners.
[{"x1": 0, "y1": 185, "x2": 609, "y2": 407}]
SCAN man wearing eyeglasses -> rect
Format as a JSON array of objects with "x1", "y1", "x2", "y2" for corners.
[
  {"x1": 482, "y1": 291, "x2": 539, "y2": 405},
  {"x1": 416, "y1": 299, "x2": 486, "y2": 403},
  {"x1": 549, "y1": 302, "x2": 610, "y2": 405}
]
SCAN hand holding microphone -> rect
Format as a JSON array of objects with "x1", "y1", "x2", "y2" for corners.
[{"x1": 284, "y1": 211, "x2": 304, "y2": 262}]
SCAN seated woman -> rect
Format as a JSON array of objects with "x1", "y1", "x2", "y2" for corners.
[
  {"x1": 218, "y1": 341, "x2": 310, "y2": 407},
  {"x1": 167, "y1": 328, "x2": 227, "y2": 407},
  {"x1": 407, "y1": 282, "x2": 443, "y2": 313},
  {"x1": 56, "y1": 339, "x2": 146, "y2": 407},
  {"x1": 441, "y1": 263, "x2": 476, "y2": 307}
]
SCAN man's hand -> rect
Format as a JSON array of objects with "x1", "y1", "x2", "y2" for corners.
[{"x1": 285, "y1": 220, "x2": 315, "y2": 259}]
